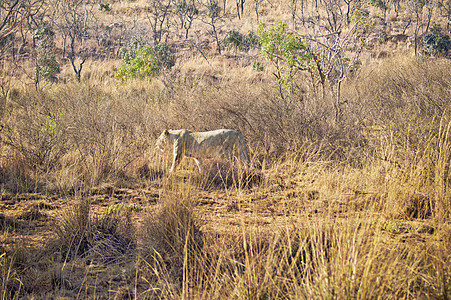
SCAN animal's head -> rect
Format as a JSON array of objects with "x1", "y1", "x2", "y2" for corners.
[{"x1": 155, "y1": 129, "x2": 170, "y2": 152}]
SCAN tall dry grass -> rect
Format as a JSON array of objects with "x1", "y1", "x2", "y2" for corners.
[
  {"x1": 2, "y1": 176, "x2": 449, "y2": 298},
  {"x1": 0, "y1": 52, "x2": 450, "y2": 298},
  {"x1": 1, "y1": 53, "x2": 450, "y2": 213},
  {"x1": 135, "y1": 176, "x2": 450, "y2": 299}
]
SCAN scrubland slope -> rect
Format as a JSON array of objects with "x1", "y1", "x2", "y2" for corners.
[{"x1": 1, "y1": 0, "x2": 451, "y2": 298}]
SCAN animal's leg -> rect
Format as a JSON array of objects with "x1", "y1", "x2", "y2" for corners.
[
  {"x1": 170, "y1": 152, "x2": 182, "y2": 173},
  {"x1": 193, "y1": 158, "x2": 202, "y2": 172},
  {"x1": 239, "y1": 149, "x2": 249, "y2": 167},
  {"x1": 223, "y1": 142, "x2": 232, "y2": 162},
  {"x1": 239, "y1": 137, "x2": 251, "y2": 162}
]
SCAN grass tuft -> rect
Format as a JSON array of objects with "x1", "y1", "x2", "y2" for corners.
[{"x1": 54, "y1": 199, "x2": 135, "y2": 264}]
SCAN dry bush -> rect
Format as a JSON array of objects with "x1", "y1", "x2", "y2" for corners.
[
  {"x1": 0, "y1": 239, "x2": 30, "y2": 300},
  {"x1": 426, "y1": 224, "x2": 451, "y2": 298},
  {"x1": 4, "y1": 54, "x2": 449, "y2": 194},
  {"x1": 1, "y1": 82, "x2": 157, "y2": 191},
  {"x1": 54, "y1": 199, "x2": 135, "y2": 264},
  {"x1": 353, "y1": 54, "x2": 451, "y2": 123},
  {"x1": 151, "y1": 74, "x2": 358, "y2": 159},
  {"x1": 0, "y1": 54, "x2": 450, "y2": 223},
  {"x1": 263, "y1": 136, "x2": 449, "y2": 221},
  {"x1": 225, "y1": 219, "x2": 446, "y2": 299},
  {"x1": 137, "y1": 212, "x2": 446, "y2": 299},
  {"x1": 57, "y1": 83, "x2": 152, "y2": 186},
  {"x1": 139, "y1": 182, "x2": 204, "y2": 297},
  {"x1": 0, "y1": 153, "x2": 36, "y2": 194},
  {"x1": 125, "y1": 155, "x2": 165, "y2": 181},
  {"x1": 1, "y1": 88, "x2": 70, "y2": 174},
  {"x1": 0, "y1": 2, "x2": 450, "y2": 298},
  {"x1": 189, "y1": 159, "x2": 263, "y2": 190},
  {"x1": 0, "y1": 251, "x2": 22, "y2": 300},
  {"x1": 369, "y1": 116, "x2": 451, "y2": 220},
  {"x1": 140, "y1": 145, "x2": 172, "y2": 180}
]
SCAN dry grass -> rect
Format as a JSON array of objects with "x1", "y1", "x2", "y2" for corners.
[{"x1": 0, "y1": 3, "x2": 451, "y2": 296}]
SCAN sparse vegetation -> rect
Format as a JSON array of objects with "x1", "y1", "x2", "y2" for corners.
[
  {"x1": 223, "y1": 30, "x2": 260, "y2": 51},
  {"x1": 423, "y1": 24, "x2": 451, "y2": 55},
  {"x1": 0, "y1": 0, "x2": 450, "y2": 298},
  {"x1": 33, "y1": 23, "x2": 60, "y2": 84},
  {"x1": 116, "y1": 41, "x2": 166, "y2": 81}
]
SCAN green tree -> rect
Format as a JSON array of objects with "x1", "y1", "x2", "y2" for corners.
[
  {"x1": 154, "y1": 42, "x2": 176, "y2": 70},
  {"x1": 258, "y1": 13, "x2": 371, "y2": 121},
  {"x1": 33, "y1": 23, "x2": 60, "y2": 86},
  {"x1": 223, "y1": 30, "x2": 260, "y2": 51},
  {"x1": 258, "y1": 21, "x2": 310, "y2": 101}
]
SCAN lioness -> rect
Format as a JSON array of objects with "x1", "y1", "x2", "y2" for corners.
[{"x1": 156, "y1": 129, "x2": 251, "y2": 173}]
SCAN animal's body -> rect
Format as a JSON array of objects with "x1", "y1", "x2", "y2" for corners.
[{"x1": 156, "y1": 129, "x2": 251, "y2": 173}]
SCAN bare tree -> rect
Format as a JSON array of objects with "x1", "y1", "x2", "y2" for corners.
[
  {"x1": 175, "y1": 0, "x2": 199, "y2": 38},
  {"x1": 424, "y1": 0, "x2": 438, "y2": 33},
  {"x1": 202, "y1": 0, "x2": 225, "y2": 54},
  {"x1": 0, "y1": 0, "x2": 44, "y2": 61},
  {"x1": 290, "y1": 0, "x2": 297, "y2": 28},
  {"x1": 236, "y1": 0, "x2": 245, "y2": 19},
  {"x1": 391, "y1": 0, "x2": 401, "y2": 17},
  {"x1": 343, "y1": 0, "x2": 358, "y2": 24},
  {"x1": 53, "y1": 0, "x2": 93, "y2": 81},
  {"x1": 438, "y1": 0, "x2": 451, "y2": 33},
  {"x1": 0, "y1": 0, "x2": 27, "y2": 103},
  {"x1": 255, "y1": 0, "x2": 264, "y2": 23},
  {"x1": 147, "y1": 0, "x2": 173, "y2": 45},
  {"x1": 407, "y1": 0, "x2": 425, "y2": 55},
  {"x1": 0, "y1": 0, "x2": 30, "y2": 47},
  {"x1": 297, "y1": 1, "x2": 372, "y2": 121},
  {"x1": 0, "y1": 0, "x2": 42, "y2": 114}
]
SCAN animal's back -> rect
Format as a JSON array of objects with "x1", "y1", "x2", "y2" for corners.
[{"x1": 192, "y1": 129, "x2": 240, "y2": 143}]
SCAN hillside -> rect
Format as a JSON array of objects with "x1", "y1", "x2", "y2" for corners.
[{"x1": 1, "y1": 0, "x2": 451, "y2": 298}]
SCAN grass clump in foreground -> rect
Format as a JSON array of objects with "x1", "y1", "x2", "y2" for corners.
[
  {"x1": 136, "y1": 183, "x2": 451, "y2": 299},
  {"x1": 54, "y1": 199, "x2": 135, "y2": 264}
]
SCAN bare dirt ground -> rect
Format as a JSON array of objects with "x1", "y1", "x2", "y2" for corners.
[
  {"x1": 0, "y1": 164, "x2": 444, "y2": 298},
  {"x1": 0, "y1": 171, "x2": 433, "y2": 252},
  {"x1": 1, "y1": 160, "x2": 435, "y2": 247}
]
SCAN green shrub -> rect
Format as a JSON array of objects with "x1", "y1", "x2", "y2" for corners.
[
  {"x1": 99, "y1": 3, "x2": 111, "y2": 11},
  {"x1": 154, "y1": 42, "x2": 176, "y2": 70},
  {"x1": 257, "y1": 21, "x2": 310, "y2": 100},
  {"x1": 258, "y1": 21, "x2": 310, "y2": 70},
  {"x1": 378, "y1": 30, "x2": 388, "y2": 43},
  {"x1": 36, "y1": 52, "x2": 60, "y2": 80},
  {"x1": 106, "y1": 203, "x2": 142, "y2": 215},
  {"x1": 175, "y1": 0, "x2": 198, "y2": 15},
  {"x1": 115, "y1": 41, "x2": 175, "y2": 81},
  {"x1": 55, "y1": 199, "x2": 134, "y2": 263},
  {"x1": 33, "y1": 23, "x2": 60, "y2": 82},
  {"x1": 223, "y1": 30, "x2": 260, "y2": 51},
  {"x1": 252, "y1": 61, "x2": 264, "y2": 71},
  {"x1": 430, "y1": 23, "x2": 442, "y2": 34},
  {"x1": 115, "y1": 42, "x2": 159, "y2": 81},
  {"x1": 423, "y1": 31, "x2": 451, "y2": 55},
  {"x1": 382, "y1": 220, "x2": 410, "y2": 234},
  {"x1": 370, "y1": 0, "x2": 387, "y2": 10},
  {"x1": 207, "y1": 0, "x2": 221, "y2": 17}
]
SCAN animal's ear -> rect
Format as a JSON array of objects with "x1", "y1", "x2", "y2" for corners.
[{"x1": 163, "y1": 129, "x2": 169, "y2": 135}]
